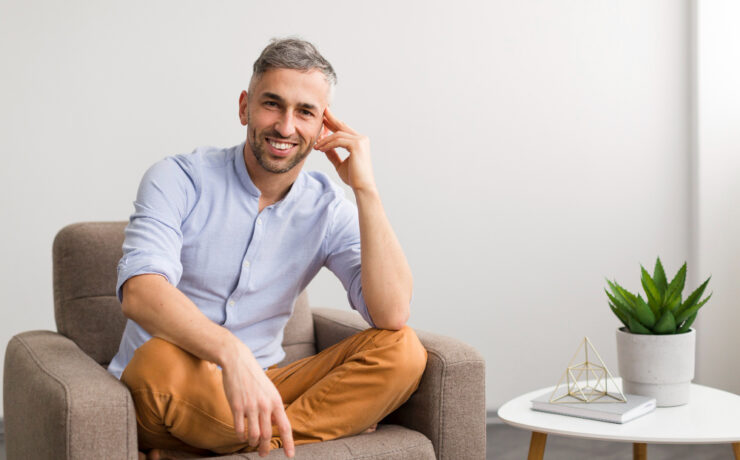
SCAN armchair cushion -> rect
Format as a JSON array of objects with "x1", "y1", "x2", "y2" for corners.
[{"x1": 214, "y1": 425, "x2": 434, "y2": 459}]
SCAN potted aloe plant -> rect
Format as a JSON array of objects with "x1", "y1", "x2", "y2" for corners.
[{"x1": 605, "y1": 257, "x2": 711, "y2": 406}]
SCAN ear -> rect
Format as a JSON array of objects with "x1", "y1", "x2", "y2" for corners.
[{"x1": 238, "y1": 90, "x2": 249, "y2": 126}]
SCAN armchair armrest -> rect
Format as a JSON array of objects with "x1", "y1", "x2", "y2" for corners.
[
  {"x1": 312, "y1": 307, "x2": 368, "y2": 350},
  {"x1": 4, "y1": 331, "x2": 138, "y2": 460},
  {"x1": 311, "y1": 308, "x2": 486, "y2": 460}
]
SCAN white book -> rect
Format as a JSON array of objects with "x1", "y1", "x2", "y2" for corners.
[{"x1": 531, "y1": 392, "x2": 656, "y2": 424}]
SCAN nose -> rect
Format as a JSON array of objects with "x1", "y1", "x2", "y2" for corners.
[{"x1": 275, "y1": 111, "x2": 296, "y2": 138}]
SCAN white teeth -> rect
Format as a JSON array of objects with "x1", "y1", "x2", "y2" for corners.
[{"x1": 269, "y1": 140, "x2": 294, "y2": 150}]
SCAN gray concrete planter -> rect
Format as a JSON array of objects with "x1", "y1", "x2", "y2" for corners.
[{"x1": 616, "y1": 327, "x2": 696, "y2": 407}]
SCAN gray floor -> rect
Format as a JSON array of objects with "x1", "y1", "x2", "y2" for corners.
[{"x1": 0, "y1": 424, "x2": 733, "y2": 459}]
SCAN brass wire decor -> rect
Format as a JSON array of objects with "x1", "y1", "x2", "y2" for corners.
[{"x1": 549, "y1": 337, "x2": 627, "y2": 404}]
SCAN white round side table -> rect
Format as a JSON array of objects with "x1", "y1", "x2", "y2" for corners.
[{"x1": 498, "y1": 380, "x2": 740, "y2": 460}]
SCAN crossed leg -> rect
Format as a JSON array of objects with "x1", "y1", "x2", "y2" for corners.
[{"x1": 121, "y1": 326, "x2": 427, "y2": 456}]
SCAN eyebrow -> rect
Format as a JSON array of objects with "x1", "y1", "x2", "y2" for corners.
[{"x1": 262, "y1": 92, "x2": 318, "y2": 112}]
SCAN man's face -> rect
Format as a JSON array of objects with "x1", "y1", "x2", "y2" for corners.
[{"x1": 240, "y1": 68, "x2": 330, "y2": 174}]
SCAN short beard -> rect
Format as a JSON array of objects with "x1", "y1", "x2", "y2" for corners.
[{"x1": 247, "y1": 116, "x2": 313, "y2": 174}]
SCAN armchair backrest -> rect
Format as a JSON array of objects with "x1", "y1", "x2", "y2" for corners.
[{"x1": 52, "y1": 222, "x2": 316, "y2": 367}]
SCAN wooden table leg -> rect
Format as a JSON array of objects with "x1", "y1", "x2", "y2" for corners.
[
  {"x1": 633, "y1": 442, "x2": 647, "y2": 460},
  {"x1": 527, "y1": 431, "x2": 547, "y2": 460},
  {"x1": 732, "y1": 442, "x2": 740, "y2": 460}
]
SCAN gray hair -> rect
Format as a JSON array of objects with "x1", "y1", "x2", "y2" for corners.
[{"x1": 250, "y1": 38, "x2": 337, "y2": 91}]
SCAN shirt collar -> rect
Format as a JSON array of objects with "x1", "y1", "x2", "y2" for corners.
[
  {"x1": 234, "y1": 142, "x2": 261, "y2": 197},
  {"x1": 233, "y1": 141, "x2": 306, "y2": 206},
  {"x1": 279, "y1": 169, "x2": 305, "y2": 208}
]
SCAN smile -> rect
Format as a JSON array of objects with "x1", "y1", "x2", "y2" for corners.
[{"x1": 267, "y1": 139, "x2": 297, "y2": 151}]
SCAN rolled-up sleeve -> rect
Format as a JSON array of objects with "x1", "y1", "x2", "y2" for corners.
[
  {"x1": 116, "y1": 156, "x2": 198, "y2": 302},
  {"x1": 323, "y1": 198, "x2": 375, "y2": 328}
]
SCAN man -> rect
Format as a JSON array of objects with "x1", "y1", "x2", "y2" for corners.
[{"x1": 109, "y1": 38, "x2": 427, "y2": 459}]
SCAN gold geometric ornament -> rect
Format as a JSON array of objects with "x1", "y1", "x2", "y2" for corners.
[{"x1": 549, "y1": 337, "x2": 626, "y2": 404}]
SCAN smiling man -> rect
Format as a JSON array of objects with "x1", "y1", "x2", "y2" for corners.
[{"x1": 108, "y1": 38, "x2": 427, "y2": 459}]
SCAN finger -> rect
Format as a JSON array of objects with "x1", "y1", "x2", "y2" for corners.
[
  {"x1": 314, "y1": 132, "x2": 354, "y2": 150},
  {"x1": 324, "y1": 149, "x2": 343, "y2": 169},
  {"x1": 313, "y1": 132, "x2": 335, "y2": 149},
  {"x1": 258, "y1": 410, "x2": 272, "y2": 457},
  {"x1": 324, "y1": 107, "x2": 357, "y2": 135},
  {"x1": 246, "y1": 408, "x2": 260, "y2": 448},
  {"x1": 274, "y1": 409, "x2": 295, "y2": 458},
  {"x1": 316, "y1": 137, "x2": 357, "y2": 155},
  {"x1": 315, "y1": 125, "x2": 331, "y2": 145},
  {"x1": 233, "y1": 408, "x2": 245, "y2": 442},
  {"x1": 322, "y1": 107, "x2": 341, "y2": 132},
  {"x1": 314, "y1": 130, "x2": 354, "y2": 147}
]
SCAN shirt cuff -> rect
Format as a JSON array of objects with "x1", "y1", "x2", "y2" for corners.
[{"x1": 116, "y1": 258, "x2": 176, "y2": 303}]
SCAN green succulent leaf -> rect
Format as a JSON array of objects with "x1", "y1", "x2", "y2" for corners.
[
  {"x1": 609, "y1": 302, "x2": 629, "y2": 328},
  {"x1": 634, "y1": 294, "x2": 657, "y2": 328},
  {"x1": 653, "y1": 310, "x2": 677, "y2": 334},
  {"x1": 605, "y1": 288, "x2": 634, "y2": 315},
  {"x1": 677, "y1": 312, "x2": 698, "y2": 333},
  {"x1": 607, "y1": 280, "x2": 657, "y2": 329},
  {"x1": 628, "y1": 315, "x2": 652, "y2": 334},
  {"x1": 653, "y1": 257, "x2": 668, "y2": 296},
  {"x1": 606, "y1": 279, "x2": 619, "y2": 296},
  {"x1": 675, "y1": 293, "x2": 712, "y2": 325},
  {"x1": 607, "y1": 281, "x2": 641, "y2": 320},
  {"x1": 640, "y1": 266, "x2": 662, "y2": 315},
  {"x1": 612, "y1": 282, "x2": 639, "y2": 308},
  {"x1": 606, "y1": 259, "x2": 710, "y2": 335},
  {"x1": 676, "y1": 276, "x2": 711, "y2": 317},
  {"x1": 665, "y1": 293, "x2": 682, "y2": 312},
  {"x1": 608, "y1": 296, "x2": 637, "y2": 328},
  {"x1": 664, "y1": 263, "x2": 687, "y2": 306}
]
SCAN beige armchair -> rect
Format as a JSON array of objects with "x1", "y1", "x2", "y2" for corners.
[{"x1": 4, "y1": 222, "x2": 485, "y2": 459}]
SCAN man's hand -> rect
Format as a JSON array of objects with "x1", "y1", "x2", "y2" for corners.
[
  {"x1": 221, "y1": 342, "x2": 295, "y2": 458},
  {"x1": 314, "y1": 107, "x2": 376, "y2": 193}
]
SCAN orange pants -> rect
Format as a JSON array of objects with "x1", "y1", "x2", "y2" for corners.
[{"x1": 120, "y1": 326, "x2": 427, "y2": 455}]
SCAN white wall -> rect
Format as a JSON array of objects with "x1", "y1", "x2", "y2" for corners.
[
  {"x1": 0, "y1": 0, "x2": 707, "y2": 418},
  {"x1": 695, "y1": 0, "x2": 740, "y2": 394}
]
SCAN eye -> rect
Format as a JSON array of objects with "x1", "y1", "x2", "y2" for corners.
[
  {"x1": 263, "y1": 101, "x2": 279, "y2": 108},
  {"x1": 299, "y1": 109, "x2": 314, "y2": 117}
]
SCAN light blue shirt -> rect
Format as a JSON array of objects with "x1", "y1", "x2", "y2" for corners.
[{"x1": 107, "y1": 142, "x2": 374, "y2": 379}]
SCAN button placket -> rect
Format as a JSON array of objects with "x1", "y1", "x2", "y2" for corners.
[{"x1": 225, "y1": 212, "x2": 266, "y2": 318}]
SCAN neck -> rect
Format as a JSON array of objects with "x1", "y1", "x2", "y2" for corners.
[{"x1": 243, "y1": 143, "x2": 301, "y2": 211}]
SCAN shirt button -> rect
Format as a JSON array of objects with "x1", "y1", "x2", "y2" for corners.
[
  {"x1": 228, "y1": 300, "x2": 235, "y2": 307},
  {"x1": 257, "y1": 218, "x2": 262, "y2": 225},
  {"x1": 243, "y1": 260, "x2": 250, "y2": 268}
]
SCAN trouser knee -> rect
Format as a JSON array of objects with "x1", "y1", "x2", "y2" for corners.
[
  {"x1": 120, "y1": 337, "x2": 195, "y2": 392},
  {"x1": 376, "y1": 326, "x2": 428, "y2": 386}
]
